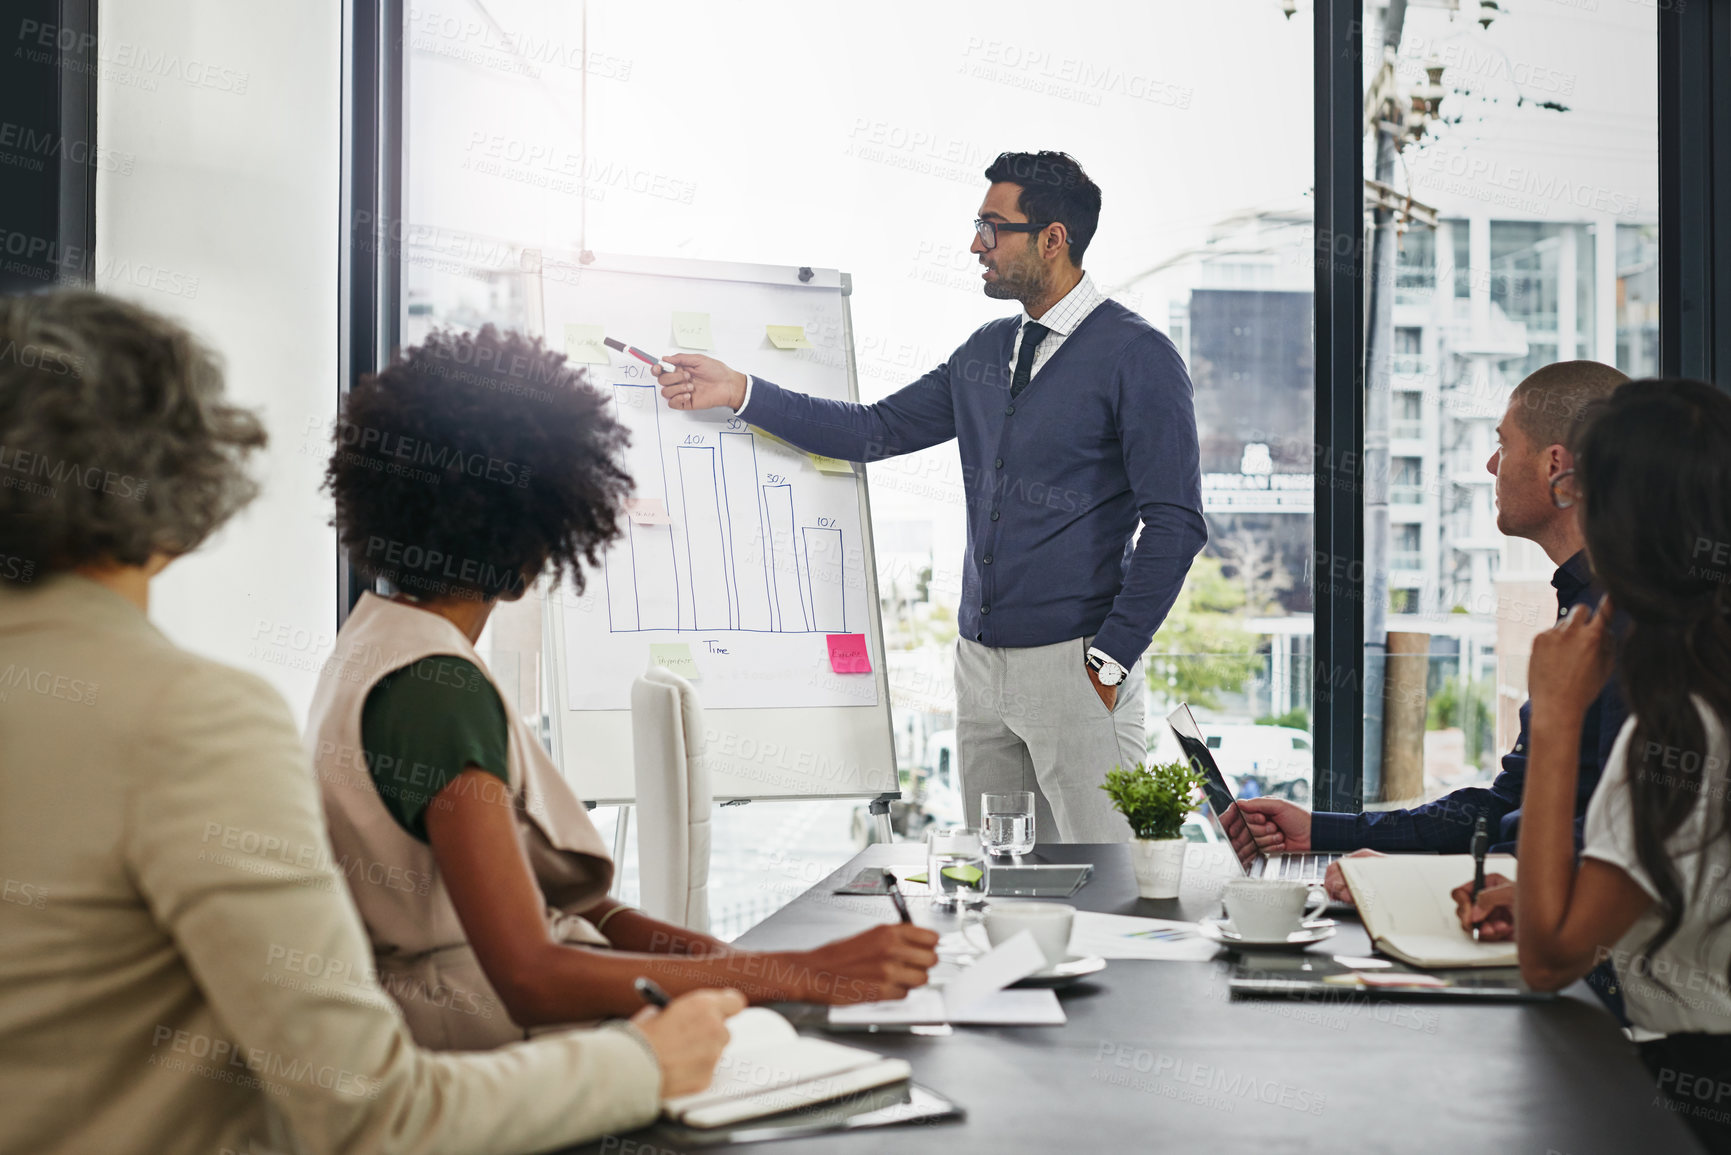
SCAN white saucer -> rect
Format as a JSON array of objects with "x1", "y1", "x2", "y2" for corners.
[
  {"x1": 1011, "y1": 954, "x2": 1108, "y2": 988},
  {"x1": 1197, "y1": 916, "x2": 1336, "y2": 951}
]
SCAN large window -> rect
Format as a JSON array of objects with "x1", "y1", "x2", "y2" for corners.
[
  {"x1": 1361, "y1": 0, "x2": 1656, "y2": 808},
  {"x1": 360, "y1": 1, "x2": 1670, "y2": 931},
  {"x1": 393, "y1": 0, "x2": 1315, "y2": 932}
]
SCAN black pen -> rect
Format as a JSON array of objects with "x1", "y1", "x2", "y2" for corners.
[
  {"x1": 1469, "y1": 816, "x2": 1489, "y2": 942},
  {"x1": 634, "y1": 976, "x2": 672, "y2": 1008},
  {"x1": 883, "y1": 869, "x2": 913, "y2": 924}
]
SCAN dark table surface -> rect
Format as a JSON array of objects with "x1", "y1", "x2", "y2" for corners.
[{"x1": 566, "y1": 842, "x2": 1703, "y2": 1155}]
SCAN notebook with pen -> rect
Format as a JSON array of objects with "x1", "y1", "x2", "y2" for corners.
[
  {"x1": 661, "y1": 1007, "x2": 912, "y2": 1129},
  {"x1": 1338, "y1": 853, "x2": 1520, "y2": 969}
]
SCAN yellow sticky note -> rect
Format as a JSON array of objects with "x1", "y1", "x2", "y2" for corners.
[
  {"x1": 765, "y1": 324, "x2": 813, "y2": 350},
  {"x1": 749, "y1": 426, "x2": 799, "y2": 453},
  {"x1": 649, "y1": 642, "x2": 701, "y2": 681},
  {"x1": 672, "y1": 311, "x2": 712, "y2": 350},
  {"x1": 564, "y1": 324, "x2": 610, "y2": 365},
  {"x1": 810, "y1": 455, "x2": 854, "y2": 475}
]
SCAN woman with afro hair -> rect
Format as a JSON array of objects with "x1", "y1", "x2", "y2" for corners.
[{"x1": 310, "y1": 325, "x2": 936, "y2": 1050}]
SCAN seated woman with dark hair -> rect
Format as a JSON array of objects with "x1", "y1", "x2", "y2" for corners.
[
  {"x1": 0, "y1": 290, "x2": 742, "y2": 1155},
  {"x1": 311, "y1": 325, "x2": 936, "y2": 1050},
  {"x1": 1494, "y1": 378, "x2": 1731, "y2": 1146}
]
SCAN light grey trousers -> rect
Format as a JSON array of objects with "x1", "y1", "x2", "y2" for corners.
[{"x1": 954, "y1": 635, "x2": 1146, "y2": 844}]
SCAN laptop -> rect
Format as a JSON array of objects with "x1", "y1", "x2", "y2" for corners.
[{"x1": 1166, "y1": 704, "x2": 1341, "y2": 885}]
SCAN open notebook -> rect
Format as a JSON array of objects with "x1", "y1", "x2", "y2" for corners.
[
  {"x1": 662, "y1": 1008, "x2": 911, "y2": 1130},
  {"x1": 1339, "y1": 853, "x2": 1519, "y2": 968}
]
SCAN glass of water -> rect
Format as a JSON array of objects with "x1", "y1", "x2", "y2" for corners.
[
  {"x1": 926, "y1": 826, "x2": 987, "y2": 911},
  {"x1": 981, "y1": 791, "x2": 1036, "y2": 856}
]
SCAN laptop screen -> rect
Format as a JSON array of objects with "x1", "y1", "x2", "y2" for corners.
[
  {"x1": 1167, "y1": 703, "x2": 1252, "y2": 867},
  {"x1": 1168, "y1": 703, "x2": 1237, "y2": 815}
]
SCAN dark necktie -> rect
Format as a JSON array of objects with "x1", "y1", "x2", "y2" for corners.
[{"x1": 1009, "y1": 321, "x2": 1051, "y2": 400}]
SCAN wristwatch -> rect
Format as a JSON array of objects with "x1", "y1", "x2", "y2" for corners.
[{"x1": 1085, "y1": 646, "x2": 1127, "y2": 687}]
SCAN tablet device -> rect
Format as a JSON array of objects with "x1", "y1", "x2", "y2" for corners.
[
  {"x1": 984, "y1": 863, "x2": 1093, "y2": 897},
  {"x1": 1226, "y1": 950, "x2": 1550, "y2": 1001}
]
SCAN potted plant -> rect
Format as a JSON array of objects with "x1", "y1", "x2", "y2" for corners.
[{"x1": 1101, "y1": 760, "x2": 1202, "y2": 899}]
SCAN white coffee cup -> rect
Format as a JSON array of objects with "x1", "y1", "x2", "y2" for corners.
[
  {"x1": 979, "y1": 900, "x2": 1075, "y2": 968},
  {"x1": 1221, "y1": 879, "x2": 1328, "y2": 941}
]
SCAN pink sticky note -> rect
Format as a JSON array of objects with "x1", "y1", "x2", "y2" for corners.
[
  {"x1": 827, "y1": 633, "x2": 872, "y2": 674},
  {"x1": 625, "y1": 498, "x2": 672, "y2": 525}
]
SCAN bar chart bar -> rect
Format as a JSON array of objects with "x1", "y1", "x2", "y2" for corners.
[
  {"x1": 719, "y1": 432, "x2": 773, "y2": 631},
  {"x1": 612, "y1": 385, "x2": 679, "y2": 630},
  {"x1": 801, "y1": 527, "x2": 845, "y2": 632},
  {"x1": 762, "y1": 483, "x2": 810, "y2": 631},
  {"x1": 677, "y1": 446, "x2": 731, "y2": 630}
]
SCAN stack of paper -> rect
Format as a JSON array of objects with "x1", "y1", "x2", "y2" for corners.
[{"x1": 829, "y1": 930, "x2": 1065, "y2": 1027}]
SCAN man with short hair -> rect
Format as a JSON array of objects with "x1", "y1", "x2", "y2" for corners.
[
  {"x1": 1233, "y1": 361, "x2": 1632, "y2": 911},
  {"x1": 657, "y1": 151, "x2": 1206, "y2": 842}
]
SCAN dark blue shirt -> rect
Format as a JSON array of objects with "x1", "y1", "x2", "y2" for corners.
[
  {"x1": 1310, "y1": 550, "x2": 1626, "y2": 854},
  {"x1": 738, "y1": 302, "x2": 1207, "y2": 664}
]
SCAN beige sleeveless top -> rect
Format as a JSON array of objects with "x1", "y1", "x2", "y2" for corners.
[{"x1": 307, "y1": 593, "x2": 613, "y2": 1050}]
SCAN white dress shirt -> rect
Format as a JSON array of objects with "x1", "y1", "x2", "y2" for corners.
[
  {"x1": 1009, "y1": 270, "x2": 1108, "y2": 381},
  {"x1": 734, "y1": 271, "x2": 1109, "y2": 416}
]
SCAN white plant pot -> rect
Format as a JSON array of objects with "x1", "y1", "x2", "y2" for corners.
[{"x1": 1130, "y1": 838, "x2": 1188, "y2": 900}]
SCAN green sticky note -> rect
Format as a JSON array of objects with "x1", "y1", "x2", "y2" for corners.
[
  {"x1": 765, "y1": 324, "x2": 813, "y2": 349},
  {"x1": 940, "y1": 864, "x2": 983, "y2": 884},
  {"x1": 649, "y1": 642, "x2": 701, "y2": 681},
  {"x1": 904, "y1": 872, "x2": 929, "y2": 884},
  {"x1": 672, "y1": 311, "x2": 712, "y2": 350},
  {"x1": 565, "y1": 324, "x2": 610, "y2": 365},
  {"x1": 810, "y1": 454, "x2": 854, "y2": 475}
]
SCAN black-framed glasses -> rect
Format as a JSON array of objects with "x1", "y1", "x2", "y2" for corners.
[
  {"x1": 1550, "y1": 468, "x2": 1579, "y2": 510},
  {"x1": 974, "y1": 218, "x2": 1056, "y2": 251}
]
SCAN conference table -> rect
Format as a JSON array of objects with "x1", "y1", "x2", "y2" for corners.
[{"x1": 567, "y1": 842, "x2": 1704, "y2": 1154}]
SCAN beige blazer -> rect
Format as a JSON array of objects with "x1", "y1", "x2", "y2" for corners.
[
  {"x1": 0, "y1": 576, "x2": 661, "y2": 1155},
  {"x1": 307, "y1": 593, "x2": 615, "y2": 1050}
]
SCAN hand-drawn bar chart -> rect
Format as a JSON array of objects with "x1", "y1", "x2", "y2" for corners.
[{"x1": 603, "y1": 384, "x2": 848, "y2": 635}]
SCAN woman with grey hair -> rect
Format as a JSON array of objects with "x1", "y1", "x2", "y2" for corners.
[{"x1": 0, "y1": 289, "x2": 742, "y2": 1155}]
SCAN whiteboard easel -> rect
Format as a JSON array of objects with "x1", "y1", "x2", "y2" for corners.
[{"x1": 532, "y1": 252, "x2": 899, "y2": 808}]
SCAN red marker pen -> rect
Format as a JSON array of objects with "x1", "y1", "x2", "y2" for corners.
[{"x1": 602, "y1": 336, "x2": 675, "y2": 375}]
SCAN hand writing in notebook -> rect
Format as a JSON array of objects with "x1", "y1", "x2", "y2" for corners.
[
  {"x1": 1452, "y1": 872, "x2": 1516, "y2": 943},
  {"x1": 630, "y1": 989, "x2": 748, "y2": 1098}
]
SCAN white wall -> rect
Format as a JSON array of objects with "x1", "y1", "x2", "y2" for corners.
[{"x1": 96, "y1": 2, "x2": 339, "y2": 719}]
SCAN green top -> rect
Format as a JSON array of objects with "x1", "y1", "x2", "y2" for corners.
[{"x1": 360, "y1": 655, "x2": 510, "y2": 842}]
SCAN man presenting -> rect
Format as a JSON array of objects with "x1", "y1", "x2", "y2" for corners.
[
  {"x1": 656, "y1": 150, "x2": 1206, "y2": 842},
  {"x1": 1231, "y1": 361, "x2": 1631, "y2": 914}
]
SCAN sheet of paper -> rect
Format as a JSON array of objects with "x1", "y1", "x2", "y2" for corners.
[
  {"x1": 827, "y1": 987, "x2": 1063, "y2": 1027},
  {"x1": 649, "y1": 642, "x2": 701, "y2": 681},
  {"x1": 826, "y1": 633, "x2": 872, "y2": 675},
  {"x1": 948, "y1": 989, "x2": 1065, "y2": 1025},
  {"x1": 672, "y1": 311, "x2": 713, "y2": 349},
  {"x1": 766, "y1": 324, "x2": 813, "y2": 349},
  {"x1": 625, "y1": 497, "x2": 673, "y2": 525},
  {"x1": 828, "y1": 929, "x2": 1052, "y2": 1027},
  {"x1": 564, "y1": 323, "x2": 610, "y2": 365},
  {"x1": 550, "y1": 285, "x2": 879, "y2": 713},
  {"x1": 941, "y1": 929, "x2": 1046, "y2": 1014},
  {"x1": 810, "y1": 454, "x2": 854, "y2": 475},
  {"x1": 1069, "y1": 911, "x2": 1221, "y2": 962}
]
